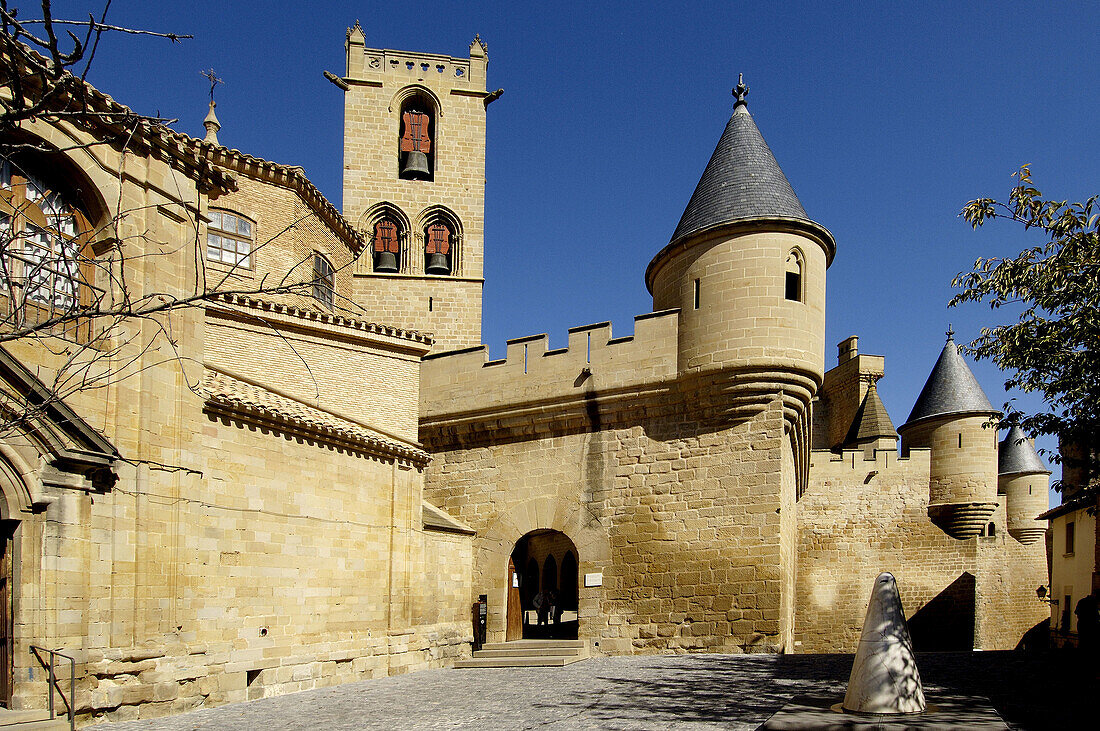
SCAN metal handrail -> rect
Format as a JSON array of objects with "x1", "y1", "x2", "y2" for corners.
[{"x1": 28, "y1": 646, "x2": 75, "y2": 731}]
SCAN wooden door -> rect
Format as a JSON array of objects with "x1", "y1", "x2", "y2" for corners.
[
  {"x1": 0, "y1": 523, "x2": 12, "y2": 707},
  {"x1": 506, "y1": 558, "x2": 522, "y2": 641}
]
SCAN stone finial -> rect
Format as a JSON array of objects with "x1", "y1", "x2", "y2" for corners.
[
  {"x1": 202, "y1": 101, "x2": 220, "y2": 146},
  {"x1": 348, "y1": 20, "x2": 364, "y2": 44},
  {"x1": 946, "y1": 324, "x2": 954, "y2": 342},
  {"x1": 200, "y1": 69, "x2": 223, "y2": 146},
  {"x1": 842, "y1": 572, "x2": 926, "y2": 715},
  {"x1": 732, "y1": 73, "x2": 749, "y2": 112},
  {"x1": 470, "y1": 34, "x2": 488, "y2": 57}
]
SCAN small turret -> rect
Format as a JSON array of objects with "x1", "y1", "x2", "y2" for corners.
[
  {"x1": 644, "y1": 78, "x2": 836, "y2": 496},
  {"x1": 843, "y1": 381, "x2": 898, "y2": 456},
  {"x1": 897, "y1": 330, "x2": 1000, "y2": 539},
  {"x1": 998, "y1": 425, "x2": 1050, "y2": 544}
]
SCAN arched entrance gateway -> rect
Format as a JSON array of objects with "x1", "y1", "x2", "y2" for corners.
[{"x1": 507, "y1": 530, "x2": 578, "y2": 640}]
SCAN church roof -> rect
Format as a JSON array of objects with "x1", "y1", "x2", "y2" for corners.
[
  {"x1": 844, "y1": 381, "x2": 897, "y2": 445},
  {"x1": 998, "y1": 425, "x2": 1050, "y2": 476},
  {"x1": 902, "y1": 334, "x2": 997, "y2": 428},
  {"x1": 200, "y1": 368, "x2": 429, "y2": 467},
  {"x1": 669, "y1": 78, "x2": 811, "y2": 247}
]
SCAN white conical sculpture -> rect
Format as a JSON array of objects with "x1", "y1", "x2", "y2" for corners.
[{"x1": 842, "y1": 572, "x2": 926, "y2": 714}]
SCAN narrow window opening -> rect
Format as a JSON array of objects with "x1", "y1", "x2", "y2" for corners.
[
  {"x1": 523, "y1": 344, "x2": 528, "y2": 374},
  {"x1": 987, "y1": 522, "x2": 996, "y2": 537},
  {"x1": 785, "y1": 250, "x2": 803, "y2": 302},
  {"x1": 1029, "y1": 486, "x2": 1032, "y2": 495},
  {"x1": 428, "y1": 296, "x2": 433, "y2": 312},
  {"x1": 693, "y1": 279, "x2": 700, "y2": 310},
  {"x1": 586, "y1": 332, "x2": 591, "y2": 364},
  {"x1": 312, "y1": 253, "x2": 335, "y2": 309},
  {"x1": 958, "y1": 433, "x2": 963, "y2": 448},
  {"x1": 1066, "y1": 521, "x2": 1075, "y2": 554}
]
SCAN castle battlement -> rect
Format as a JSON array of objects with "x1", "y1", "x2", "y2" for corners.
[
  {"x1": 420, "y1": 309, "x2": 679, "y2": 418},
  {"x1": 810, "y1": 446, "x2": 931, "y2": 477}
]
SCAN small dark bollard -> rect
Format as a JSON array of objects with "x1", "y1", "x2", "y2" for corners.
[{"x1": 472, "y1": 594, "x2": 488, "y2": 651}]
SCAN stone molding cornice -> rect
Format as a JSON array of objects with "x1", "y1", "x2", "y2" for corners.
[{"x1": 206, "y1": 294, "x2": 433, "y2": 354}]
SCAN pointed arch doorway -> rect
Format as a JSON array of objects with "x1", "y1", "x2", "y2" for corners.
[{"x1": 507, "y1": 530, "x2": 579, "y2": 640}]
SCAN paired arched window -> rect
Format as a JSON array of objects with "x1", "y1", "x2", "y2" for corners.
[
  {"x1": 373, "y1": 218, "x2": 401, "y2": 273},
  {"x1": 1, "y1": 157, "x2": 93, "y2": 323},
  {"x1": 399, "y1": 96, "x2": 434, "y2": 181},
  {"x1": 785, "y1": 249, "x2": 804, "y2": 302}
]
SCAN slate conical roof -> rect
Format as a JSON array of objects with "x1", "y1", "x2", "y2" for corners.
[
  {"x1": 845, "y1": 381, "x2": 898, "y2": 446},
  {"x1": 998, "y1": 425, "x2": 1050, "y2": 476},
  {"x1": 669, "y1": 78, "x2": 812, "y2": 246},
  {"x1": 903, "y1": 333, "x2": 997, "y2": 427}
]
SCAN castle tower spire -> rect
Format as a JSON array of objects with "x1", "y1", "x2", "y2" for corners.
[
  {"x1": 664, "y1": 75, "x2": 827, "y2": 252},
  {"x1": 898, "y1": 331, "x2": 1001, "y2": 539}
]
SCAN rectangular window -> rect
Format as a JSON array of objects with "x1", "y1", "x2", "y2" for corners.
[
  {"x1": 693, "y1": 279, "x2": 700, "y2": 310},
  {"x1": 206, "y1": 210, "x2": 253, "y2": 269},
  {"x1": 312, "y1": 253, "x2": 335, "y2": 309},
  {"x1": 1066, "y1": 521, "x2": 1075, "y2": 555}
]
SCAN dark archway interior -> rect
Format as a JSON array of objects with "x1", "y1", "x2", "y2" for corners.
[{"x1": 510, "y1": 529, "x2": 578, "y2": 639}]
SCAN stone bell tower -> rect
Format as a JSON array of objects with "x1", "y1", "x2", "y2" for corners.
[{"x1": 340, "y1": 23, "x2": 499, "y2": 351}]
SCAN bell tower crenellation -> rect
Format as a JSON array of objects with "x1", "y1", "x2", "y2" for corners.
[{"x1": 341, "y1": 23, "x2": 497, "y2": 352}]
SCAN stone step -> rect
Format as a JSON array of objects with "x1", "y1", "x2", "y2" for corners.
[
  {"x1": 479, "y1": 640, "x2": 586, "y2": 651},
  {"x1": 454, "y1": 654, "x2": 587, "y2": 668},
  {"x1": 473, "y1": 647, "x2": 583, "y2": 658},
  {"x1": 0, "y1": 709, "x2": 68, "y2": 729}
]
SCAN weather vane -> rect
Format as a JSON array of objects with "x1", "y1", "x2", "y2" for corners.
[
  {"x1": 733, "y1": 73, "x2": 748, "y2": 105},
  {"x1": 201, "y1": 68, "x2": 223, "y2": 103}
]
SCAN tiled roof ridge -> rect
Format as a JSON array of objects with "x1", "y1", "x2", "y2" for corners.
[
  {"x1": 1, "y1": 38, "x2": 363, "y2": 254},
  {"x1": 199, "y1": 368, "x2": 429, "y2": 466},
  {"x1": 0, "y1": 37, "x2": 234, "y2": 192},
  {"x1": 211, "y1": 293, "x2": 433, "y2": 345},
  {"x1": 198, "y1": 143, "x2": 365, "y2": 254}
]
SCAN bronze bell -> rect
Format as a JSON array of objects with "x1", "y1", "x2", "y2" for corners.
[
  {"x1": 374, "y1": 251, "x2": 398, "y2": 273},
  {"x1": 401, "y1": 151, "x2": 430, "y2": 179},
  {"x1": 426, "y1": 252, "x2": 450, "y2": 275}
]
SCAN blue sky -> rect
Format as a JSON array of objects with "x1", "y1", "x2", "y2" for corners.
[{"x1": 49, "y1": 1, "x2": 1099, "y2": 503}]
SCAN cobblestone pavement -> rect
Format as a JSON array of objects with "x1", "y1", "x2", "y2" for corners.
[{"x1": 106, "y1": 651, "x2": 1090, "y2": 730}]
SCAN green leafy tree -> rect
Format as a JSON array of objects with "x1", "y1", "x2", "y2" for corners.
[{"x1": 950, "y1": 165, "x2": 1099, "y2": 493}]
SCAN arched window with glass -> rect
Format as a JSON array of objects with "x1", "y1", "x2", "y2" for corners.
[{"x1": 0, "y1": 157, "x2": 94, "y2": 329}]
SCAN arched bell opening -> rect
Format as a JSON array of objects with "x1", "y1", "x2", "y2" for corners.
[{"x1": 507, "y1": 529, "x2": 578, "y2": 640}]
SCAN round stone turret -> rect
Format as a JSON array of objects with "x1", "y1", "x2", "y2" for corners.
[
  {"x1": 645, "y1": 79, "x2": 835, "y2": 399},
  {"x1": 897, "y1": 331, "x2": 1000, "y2": 539},
  {"x1": 998, "y1": 425, "x2": 1050, "y2": 544}
]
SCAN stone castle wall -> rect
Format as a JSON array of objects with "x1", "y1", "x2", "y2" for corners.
[
  {"x1": 423, "y1": 339, "x2": 798, "y2": 655},
  {"x1": 797, "y1": 447, "x2": 1047, "y2": 653}
]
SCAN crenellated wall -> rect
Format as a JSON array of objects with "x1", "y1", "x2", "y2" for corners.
[{"x1": 421, "y1": 310, "x2": 679, "y2": 420}]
